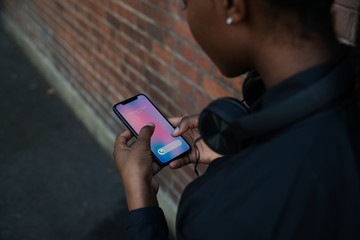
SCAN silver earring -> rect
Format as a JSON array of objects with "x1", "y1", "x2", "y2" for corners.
[{"x1": 226, "y1": 17, "x2": 233, "y2": 25}]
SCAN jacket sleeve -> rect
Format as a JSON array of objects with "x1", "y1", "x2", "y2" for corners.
[{"x1": 126, "y1": 207, "x2": 170, "y2": 240}]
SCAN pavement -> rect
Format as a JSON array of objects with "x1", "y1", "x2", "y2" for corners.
[{"x1": 0, "y1": 13, "x2": 132, "y2": 240}]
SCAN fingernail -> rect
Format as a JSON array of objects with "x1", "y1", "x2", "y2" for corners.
[
  {"x1": 146, "y1": 123, "x2": 155, "y2": 127},
  {"x1": 172, "y1": 127, "x2": 179, "y2": 135}
]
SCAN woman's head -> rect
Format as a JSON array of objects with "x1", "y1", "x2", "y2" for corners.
[{"x1": 183, "y1": 0, "x2": 337, "y2": 78}]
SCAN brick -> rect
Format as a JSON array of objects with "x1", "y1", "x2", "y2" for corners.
[
  {"x1": 145, "y1": 21, "x2": 168, "y2": 44},
  {"x1": 106, "y1": 12, "x2": 122, "y2": 30},
  {"x1": 166, "y1": 102, "x2": 185, "y2": 118},
  {"x1": 88, "y1": 1, "x2": 106, "y2": 19},
  {"x1": 231, "y1": 76, "x2": 245, "y2": 95},
  {"x1": 119, "y1": 0, "x2": 141, "y2": 11},
  {"x1": 145, "y1": 69, "x2": 172, "y2": 94},
  {"x1": 165, "y1": 35, "x2": 181, "y2": 53},
  {"x1": 128, "y1": 71, "x2": 148, "y2": 93},
  {"x1": 115, "y1": 4, "x2": 136, "y2": 24},
  {"x1": 122, "y1": 24, "x2": 149, "y2": 49},
  {"x1": 124, "y1": 52, "x2": 144, "y2": 75},
  {"x1": 125, "y1": 80, "x2": 141, "y2": 97},
  {"x1": 178, "y1": 76, "x2": 194, "y2": 95},
  {"x1": 140, "y1": 1, "x2": 173, "y2": 30},
  {"x1": 196, "y1": 52, "x2": 213, "y2": 72},
  {"x1": 203, "y1": 75, "x2": 235, "y2": 99},
  {"x1": 212, "y1": 66, "x2": 231, "y2": 85},
  {"x1": 174, "y1": 91, "x2": 196, "y2": 114},
  {"x1": 147, "y1": 55, "x2": 167, "y2": 75},
  {"x1": 168, "y1": 0, "x2": 187, "y2": 18},
  {"x1": 55, "y1": 1, "x2": 65, "y2": 12},
  {"x1": 152, "y1": 41, "x2": 172, "y2": 64},
  {"x1": 146, "y1": 0, "x2": 169, "y2": 10},
  {"x1": 194, "y1": 88, "x2": 212, "y2": 110},
  {"x1": 173, "y1": 18, "x2": 197, "y2": 45},
  {"x1": 180, "y1": 43, "x2": 196, "y2": 62},
  {"x1": 149, "y1": 87, "x2": 170, "y2": 112},
  {"x1": 174, "y1": 56, "x2": 202, "y2": 84}
]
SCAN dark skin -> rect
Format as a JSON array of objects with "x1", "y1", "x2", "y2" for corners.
[
  {"x1": 114, "y1": 118, "x2": 221, "y2": 210},
  {"x1": 114, "y1": 0, "x2": 341, "y2": 211}
]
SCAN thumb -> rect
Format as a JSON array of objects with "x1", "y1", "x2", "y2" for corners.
[{"x1": 137, "y1": 123, "x2": 155, "y2": 145}]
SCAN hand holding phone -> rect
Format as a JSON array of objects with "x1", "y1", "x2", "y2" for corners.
[
  {"x1": 168, "y1": 115, "x2": 223, "y2": 169},
  {"x1": 113, "y1": 123, "x2": 160, "y2": 211},
  {"x1": 113, "y1": 94, "x2": 191, "y2": 166}
]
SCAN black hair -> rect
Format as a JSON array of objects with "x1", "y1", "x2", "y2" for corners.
[{"x1": 259, "y1": 0, "x2": 335, "y2": 39}]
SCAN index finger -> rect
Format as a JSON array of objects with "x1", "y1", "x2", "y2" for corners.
[
  {"x1": 171, "y1": 115, "x2": 199, "y2": 137},
  {"x1": 115, "y1": 130, "x2": 133, "y2": 148},
  {"x1": 168, "y1": 117, "x2": 183, "y2": 127}
]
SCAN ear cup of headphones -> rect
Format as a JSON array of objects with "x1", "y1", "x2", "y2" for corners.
[
  {"x1": 198, "y1": 98, "x2": 250, "y2": 155},
  {"x1": 242, "y1": 71, "x2": 266, "y2": 106}
]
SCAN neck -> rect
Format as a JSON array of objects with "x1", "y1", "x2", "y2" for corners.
[{"x1": 252, "y1": 35, "x2": 342, "y2": 88}]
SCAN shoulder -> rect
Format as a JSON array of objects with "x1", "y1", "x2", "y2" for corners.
[{"x1": 176, "y1": 100, "x2": 360, "y2": 239}]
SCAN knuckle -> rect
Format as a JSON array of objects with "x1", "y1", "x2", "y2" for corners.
[
  {"x1": 115, "y1": 135, "x2": 122, "y2": 145},
  {"x1": 115, "y1": 134, "x2": 122, "y2": 141},
  {"x1": 139, "y1": 137, "x2": 151, "y2": 146},
  {"x1": 179, "y1": 117, "x2": 190, "y2": 126}
]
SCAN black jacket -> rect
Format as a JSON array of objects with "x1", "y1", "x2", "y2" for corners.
[{"x1": 126, "y1": 50, "x2": 360, "y2": 240}]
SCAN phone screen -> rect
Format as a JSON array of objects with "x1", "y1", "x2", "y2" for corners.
[{"x1": 113, "y1": 94, "x2": 191, "y2": 165}]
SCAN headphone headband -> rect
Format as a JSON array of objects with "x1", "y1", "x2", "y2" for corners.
[
  {"x1": 235, "y1": 56, "x2": 353, "y2": 140},
  {"x1": 198, "y1": 54, "x2": 354, "y2": 155}
]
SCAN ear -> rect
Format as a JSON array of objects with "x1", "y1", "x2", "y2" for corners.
[{"x1": 222, "y1": 0, "x2": 247, "y2": 24}]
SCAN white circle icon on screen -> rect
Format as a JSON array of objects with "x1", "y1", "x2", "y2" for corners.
[{"x1": 158, "y1": 148, "x2": 166, "y2": 155}]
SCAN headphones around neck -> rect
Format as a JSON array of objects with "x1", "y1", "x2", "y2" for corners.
[{"x1": 198, "y1": 56, "x2": 353, "y2": 156}]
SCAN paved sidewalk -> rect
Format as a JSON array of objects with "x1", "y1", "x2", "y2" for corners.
[{"x1": 0, "y1": 15, "x2": 130, "y2": 240}]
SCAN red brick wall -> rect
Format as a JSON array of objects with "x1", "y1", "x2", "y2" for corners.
[{"x1": 1, "y1": 0, "x2": 359, "y2": 205}]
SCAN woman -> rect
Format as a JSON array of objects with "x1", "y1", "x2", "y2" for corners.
[{"x1": 113, "y1": 0, "x2": 360, "y2": 239}]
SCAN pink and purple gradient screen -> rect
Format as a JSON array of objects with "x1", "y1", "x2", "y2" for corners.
[{"x1": 115, "y1": 95, "x2": 190, "y2": 164}]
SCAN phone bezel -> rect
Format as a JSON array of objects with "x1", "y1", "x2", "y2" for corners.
[{"x1": 112, "y1": 94, "x2": 191, "y2": 166}]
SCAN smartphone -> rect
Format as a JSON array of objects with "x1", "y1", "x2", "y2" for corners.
[{"x1": 113, "y1": 94, "x2": 191, "y2": 166}]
